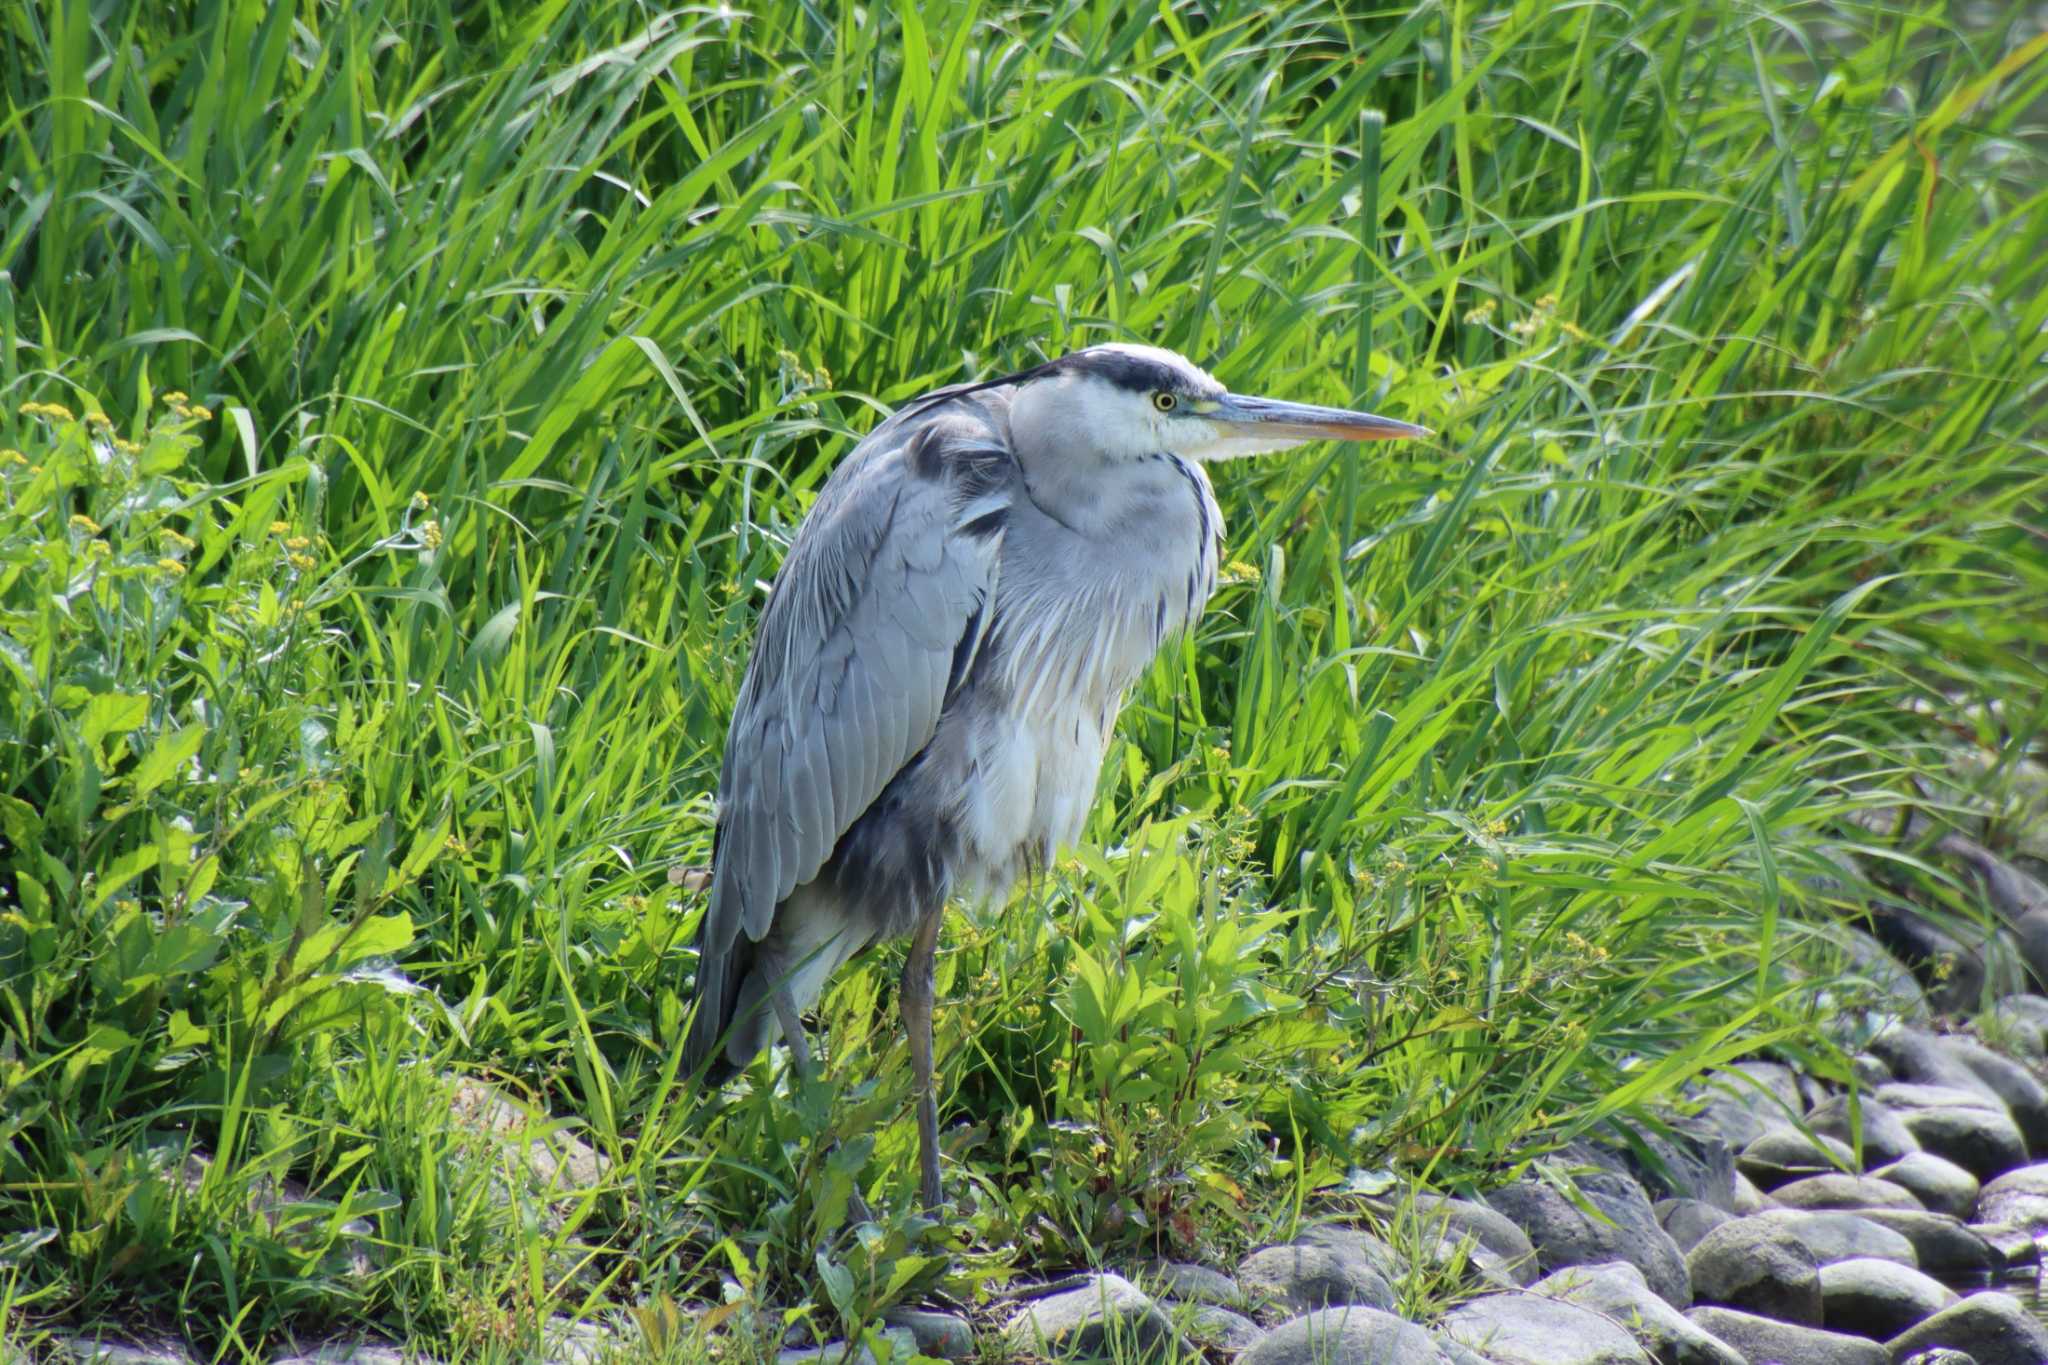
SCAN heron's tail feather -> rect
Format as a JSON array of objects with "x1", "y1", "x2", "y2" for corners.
[
  {"x1": 685, "y1": 884, "x2": 873, "y2": 1083},
  {"x1": 683, "y1": 932, "x2": 751, "y2": 1085}
]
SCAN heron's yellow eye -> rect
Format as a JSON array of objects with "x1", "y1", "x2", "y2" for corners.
[{"x1": 1152, "y1": 391, "x2": 1177, "y2": 412}]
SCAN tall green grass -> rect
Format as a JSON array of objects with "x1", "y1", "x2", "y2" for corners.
[{"x1": 2, "y1": 0, "x2": 2045, "y2": 1356}]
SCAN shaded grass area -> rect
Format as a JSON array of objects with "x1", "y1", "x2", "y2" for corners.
[{"x1": 1, "y1": 0, "x2": 2046, "y2": 1357}]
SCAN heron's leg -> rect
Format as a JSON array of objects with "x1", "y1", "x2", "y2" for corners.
[
  {"x1": 770, "y1": 986, "x2": 812, "y2": 1074},
  {"x1": 901, "y1": 908, "x2": 945, "y2": 1213},
  {"x1": 771, "y1": 981, "x2": 875, "y2": 1225}
]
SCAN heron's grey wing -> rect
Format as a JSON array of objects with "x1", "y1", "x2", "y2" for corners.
[{"x1": 686, "y1": 412, "x2": 1010, "y2": 1068}]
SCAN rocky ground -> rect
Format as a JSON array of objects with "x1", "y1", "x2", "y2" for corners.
[{"x1": 30, "y1": 771, "x2": 2048, "y2": 1365}]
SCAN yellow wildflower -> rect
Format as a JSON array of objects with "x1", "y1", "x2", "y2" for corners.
[
  {"x1": 410, "y1": 490, "x2": 431, "y2": 511},
  {"x1": 113, "y1": 438, "x2": 142, "y2": 456},
  {"x1": 158, "y1": 528, "x2": 197, "y2": 552},
  {"x1": 186, "y1": 404, "x2": 212, "y2": 421},
  {"x1": 1219, "y1": 559, "x2": 1261, "y2": 585},
  {"x1": 69, "y1": 513, "x2": 102, "y2": 535},
  {"x1": 284, "y1": 536, "x2": 311, "y2": 551},
  {"x1": 86, "y1": 412, "x2": 114, "y2": 431},
  {"x1": 268, "y1": 521, "x2": 290, "y2": 536},
  {"x1": 288, "y1": 552, "x2": 317, "y2": 572},
  {"x1": 0, "y1": 449, "x2": 24, "y2": 465},
  {"x1": 1462, "y1": 298, "x2": 1497, "y2": 325},
  {"x1": 160, "y1": 391, "x2": 189, "y2": 406},
  {"x1": 18, "y1": 401, "x2": 74, "y2": 421},
  {"x1": 157, "y1": 558, "x2": 187, "y2": 577},
  {"x1": 88, "y1": 539, "x2": 112, "y2": 558},
  {"x1": 420, "y1": 519, "x2": 443, "y2": 550}
]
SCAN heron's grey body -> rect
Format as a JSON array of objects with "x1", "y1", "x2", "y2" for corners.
[{"x1": 684, "y1": 343, "x2": 1424, "y2": 1209}]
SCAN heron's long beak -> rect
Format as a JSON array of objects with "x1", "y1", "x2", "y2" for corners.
[{"x1": 1210, "y1": 393, "x2": 1430, "y2": 442}]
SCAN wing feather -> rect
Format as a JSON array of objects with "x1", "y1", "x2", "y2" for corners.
[{"x1": 686, "y1": 409, "x2": 1012, "y2": 1072}]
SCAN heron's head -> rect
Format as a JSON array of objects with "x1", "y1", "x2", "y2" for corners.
[{"x1": 1009, "y1": 343, "x2": 1428, "y2": 465}]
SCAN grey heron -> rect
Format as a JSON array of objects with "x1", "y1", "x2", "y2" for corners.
[{"x1": 684, "y1": 343, "x2": 1427, "y2": 1211}]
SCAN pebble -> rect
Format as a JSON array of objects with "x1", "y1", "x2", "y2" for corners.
[
  {"x1": 1807, "y1": 1094, "x2": 1923, "y2": 1166},
  {"x1": 1884, "y1": 1290, "x2": 2048, "y2": 1365},
  {"x1": 1738, "y1": 1128, "x2": 1858, "y2": 1189},
  {"x1": 774, "y1": 1327, "x2": 915, "y2": 1365},
  {"x1": 1485, "y1": 1169, "x2": 1691, "y2": 1307},
  {"x1": 1238, "y1": 1306, "x2": 1444, "y2": 1365},
  {"x1": 1371, "y1": 1192, "x2": 1539, "y2": 1285},
  {"x1": 1683, "y1": 1306, "x2": 1888, "y2": 1365},
  {"x1": 1751, "y1": 1208, "x2": 1919, "y2": 1266},
  {"x1": 1933, "y1": 1036, "x2": 2048, "y2": 1154},
  {"x1": 1873, "y1": 1151, "x2": 1982, "y2": 1219},
  {"x1": 1727, "y1": 1060, "x2": 1807, "y2": 1115},
  {"x1": 1685, "y1": 1215, "x2": 1822, "y2": 1324},
  {"x1": 1530, "y1": 1262, "x2": 1744, "y2": 1365},
  {"x1": 880, "y1": 1308, "x2": 973, "y2": 1360},
  {"x1": 1847, "y1": 1209, "x2": 1997, "y2": 1272},
  {"x1": 1138, "y1": 1259, "x2": 1243, "y2": 1307},
  {"x1": 1987, "y1": 994, "x2": 2048, "y2": 1057},
  {"x1": 1968, "y1": 1221, "x2": 2041, "y2": 1268},
  {"x1": 1876, "y1": 1083, "x2": 2029, "y2": 1181},
  {"x1": 1182, "y1": 1305, "x2": 1264, "y2": 1353},
  {"x1": 1768, "y1": 1172, "x2": 1925, "y2": 1213},
  {"x1": 1001, "y1": 1272, "x2": 1182, "y2": 1357},
  {"x1": 1238, "y1": 1238, "x2": 1395, "y2": 1313},
  {"x1": 1817, "y1": 1257, "x2": 1959, "y2": 1338},
  {"x1": 1654, "y1": 1198, "x2": 1734, "y2": 1252},
  {"x1": 1975, "y1": 1161, "x2": 2048, "y2": 1233},
  {"x1": 1438, "y1": 1291, "x2": 1653, "y2": 1364}
]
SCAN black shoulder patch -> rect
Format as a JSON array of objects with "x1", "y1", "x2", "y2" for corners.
[
  {"x1": 959, "y1": 507, "x2": 1007, "y2": 540},
  {"x1": 906, "y1": 425, "x2": 948, "y2": 482}
]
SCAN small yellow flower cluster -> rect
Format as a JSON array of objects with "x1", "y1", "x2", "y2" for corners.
[
  {"x1": 157, "y1": 558, "x2": 188, "y2": 577},
  {"x1": 1462, "y1": 298, "x2": 1498, "y2": 326},
  {"x1": 18, "y1": 400, "x2": 75, "y2": 422},
  {"x1": 420, "y1": 519, "x2": 443, "y2": 550},
  {"x1": 444, "y1": 833, "x2": 469, "y2": 856},
  {"x1": 69, "y1": 513, "x2": 103, "y2": 535},
  {"x1": 1484, "y1": 818, "x2": 1508, "y2": 837},
  {"x1": 410, "y1": 490, "x2": 431, "y2": 512},
  {"x1": 288, "y1": 553, "x2": 317, "y2": 572},
  {"x1": 284, "y1": 536, "x2": 311, "y2": 551},
  {"x1": 159, "y1": 528, "x2": 198, "y2": 553},
  {"x1": 1, "y1": 449, "x2": 25, "y2": 466},
  {"x1": 112, "y1": 437, "x2": 143, "y2": 456},
  {"x1": 88, "y1": 540, "x2": 111, "y2": 558},
  {"x1": 269, "y1": 521, "x2": 291, "y2": 536},
  {"x1": 86, "y1": 412, "x2": 114, "y2": 432},
  {"x1": 161, "y1": 391, "x2": 212, "y2": 421},
  {"x1": 1563, "y1": 930, "x2": 1610, "y2": 963},
  {"x1": 1219, "y1": 559, "x2": 1261, "y2": 585},
  {"x1": 1509, "y1": 293, "x2": 1592, "y2": 342},
  {"x1": 775, "y1": 350, "x2": 833, "y2": 390}
]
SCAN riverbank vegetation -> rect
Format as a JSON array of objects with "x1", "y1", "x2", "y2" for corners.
[{"x1": 2, "y1": 1, "x2": 2044, "y2": 1358}]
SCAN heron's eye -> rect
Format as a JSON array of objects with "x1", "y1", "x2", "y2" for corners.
[{"x1": 1152, "y1": 391, "x2": 1178, "y2": 412}]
